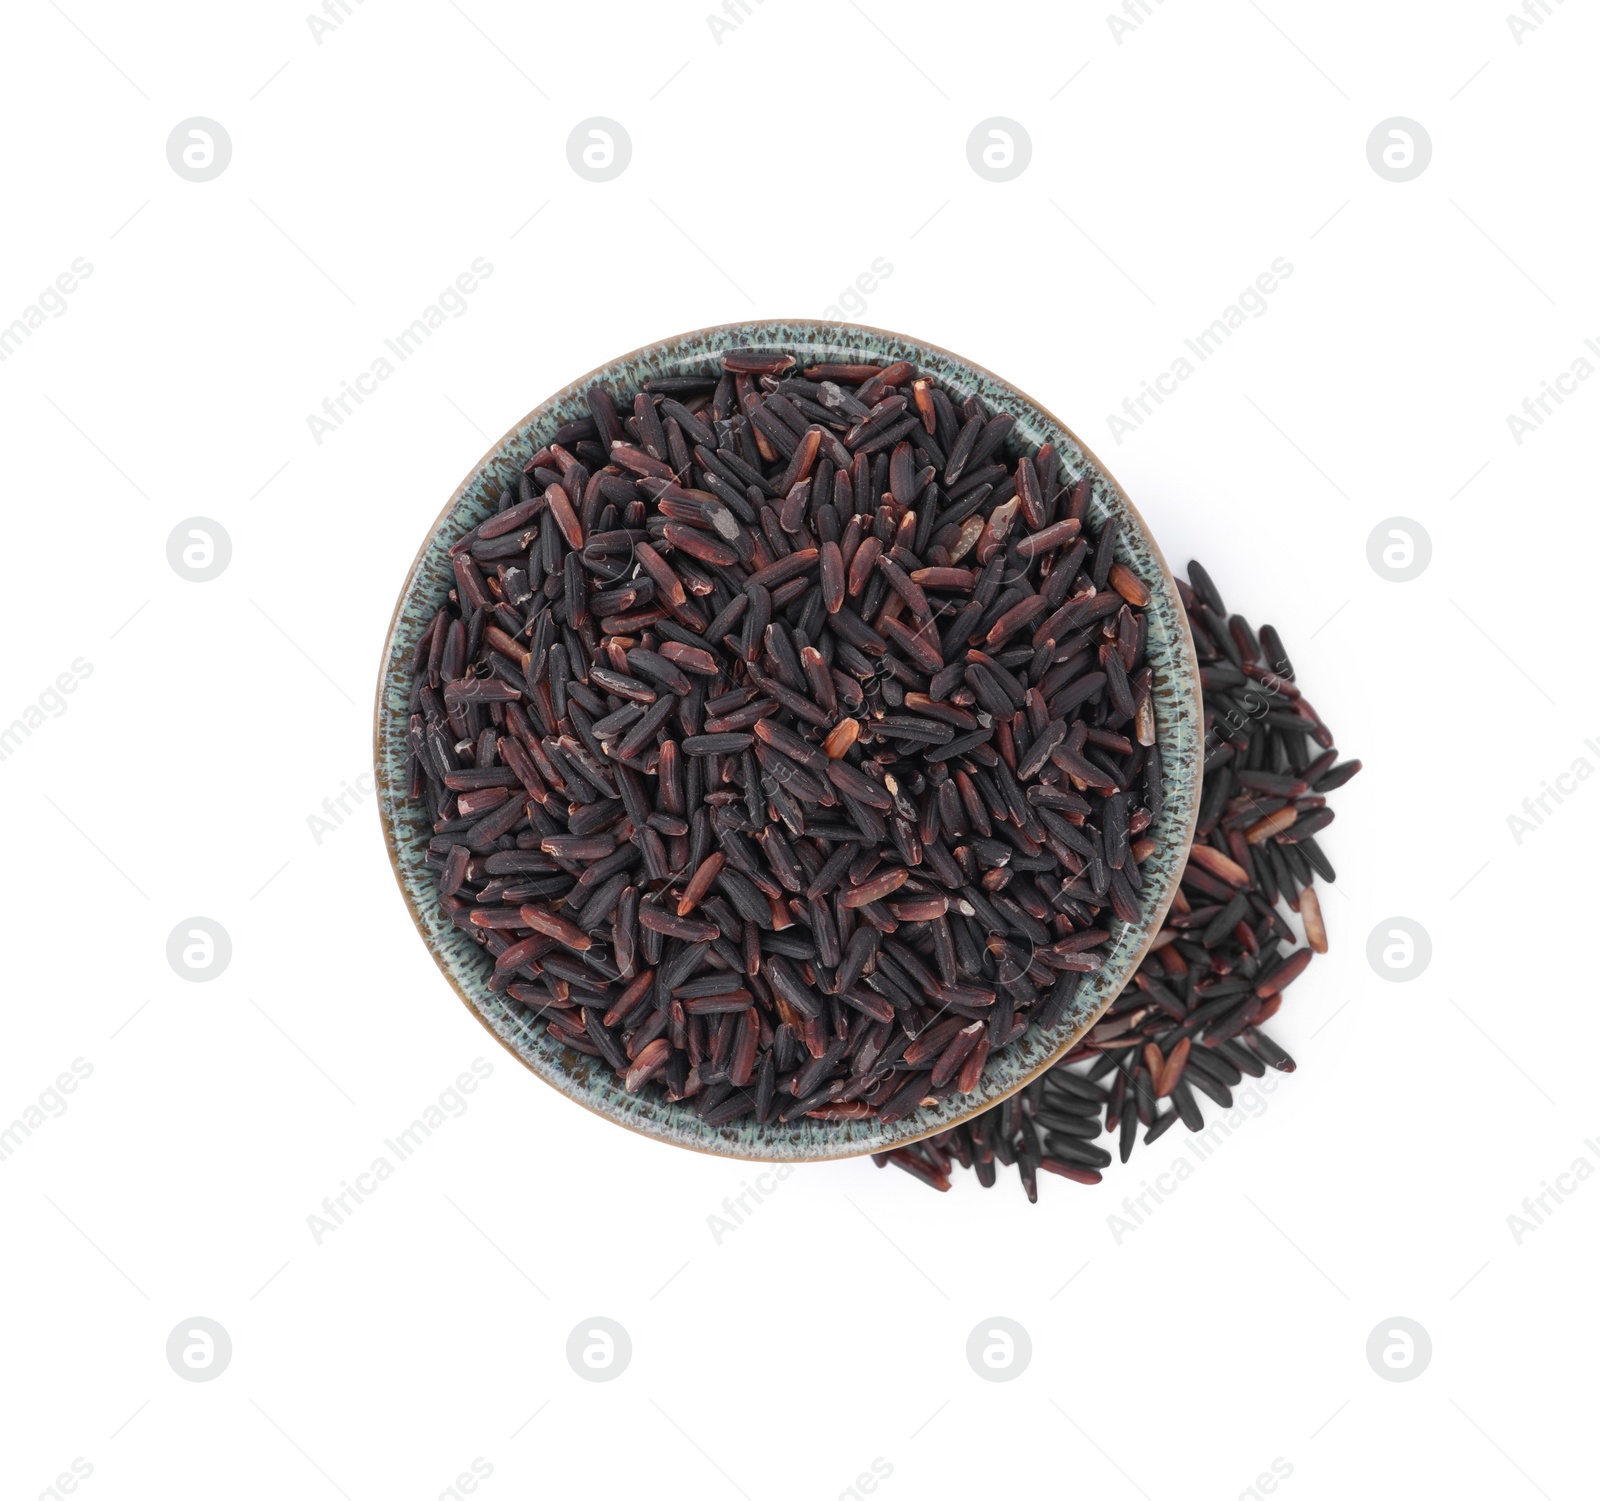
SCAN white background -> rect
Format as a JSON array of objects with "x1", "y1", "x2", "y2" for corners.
[{"x1": 2, "y1": 2, "x2": 1596, "y2": 1498}]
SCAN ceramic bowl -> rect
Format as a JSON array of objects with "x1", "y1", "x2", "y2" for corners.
[{"x1": 374, "y1": 320, "x2": 1201, "y2": 1161}]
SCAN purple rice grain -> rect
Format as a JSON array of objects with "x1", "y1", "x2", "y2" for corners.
[{"x1": 405, "y1": 348, "x2": 1164, "y2": 1128}]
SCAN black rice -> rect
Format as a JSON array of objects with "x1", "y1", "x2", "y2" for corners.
[{"x1": 405, "y1": 348, "x2": 1164, "y2": 1128}]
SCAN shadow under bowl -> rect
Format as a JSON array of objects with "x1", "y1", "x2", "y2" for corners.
[{"x1": 374, "y1": 320, "x2": 1201, "y2": 1162}]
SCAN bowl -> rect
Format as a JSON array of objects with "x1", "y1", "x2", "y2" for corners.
[{"x1": 374, "y1": 320, "x2": 1201, "y2": 1161}]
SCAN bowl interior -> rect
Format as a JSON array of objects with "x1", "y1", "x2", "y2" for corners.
[{"x1": 374, "y1": 320, "x2": 1201, "y2": 1161}]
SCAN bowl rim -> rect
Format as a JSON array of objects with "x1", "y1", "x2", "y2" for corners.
[{"x1": 373, "y1": 318, "x2": 1201, "y2": 1162}]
